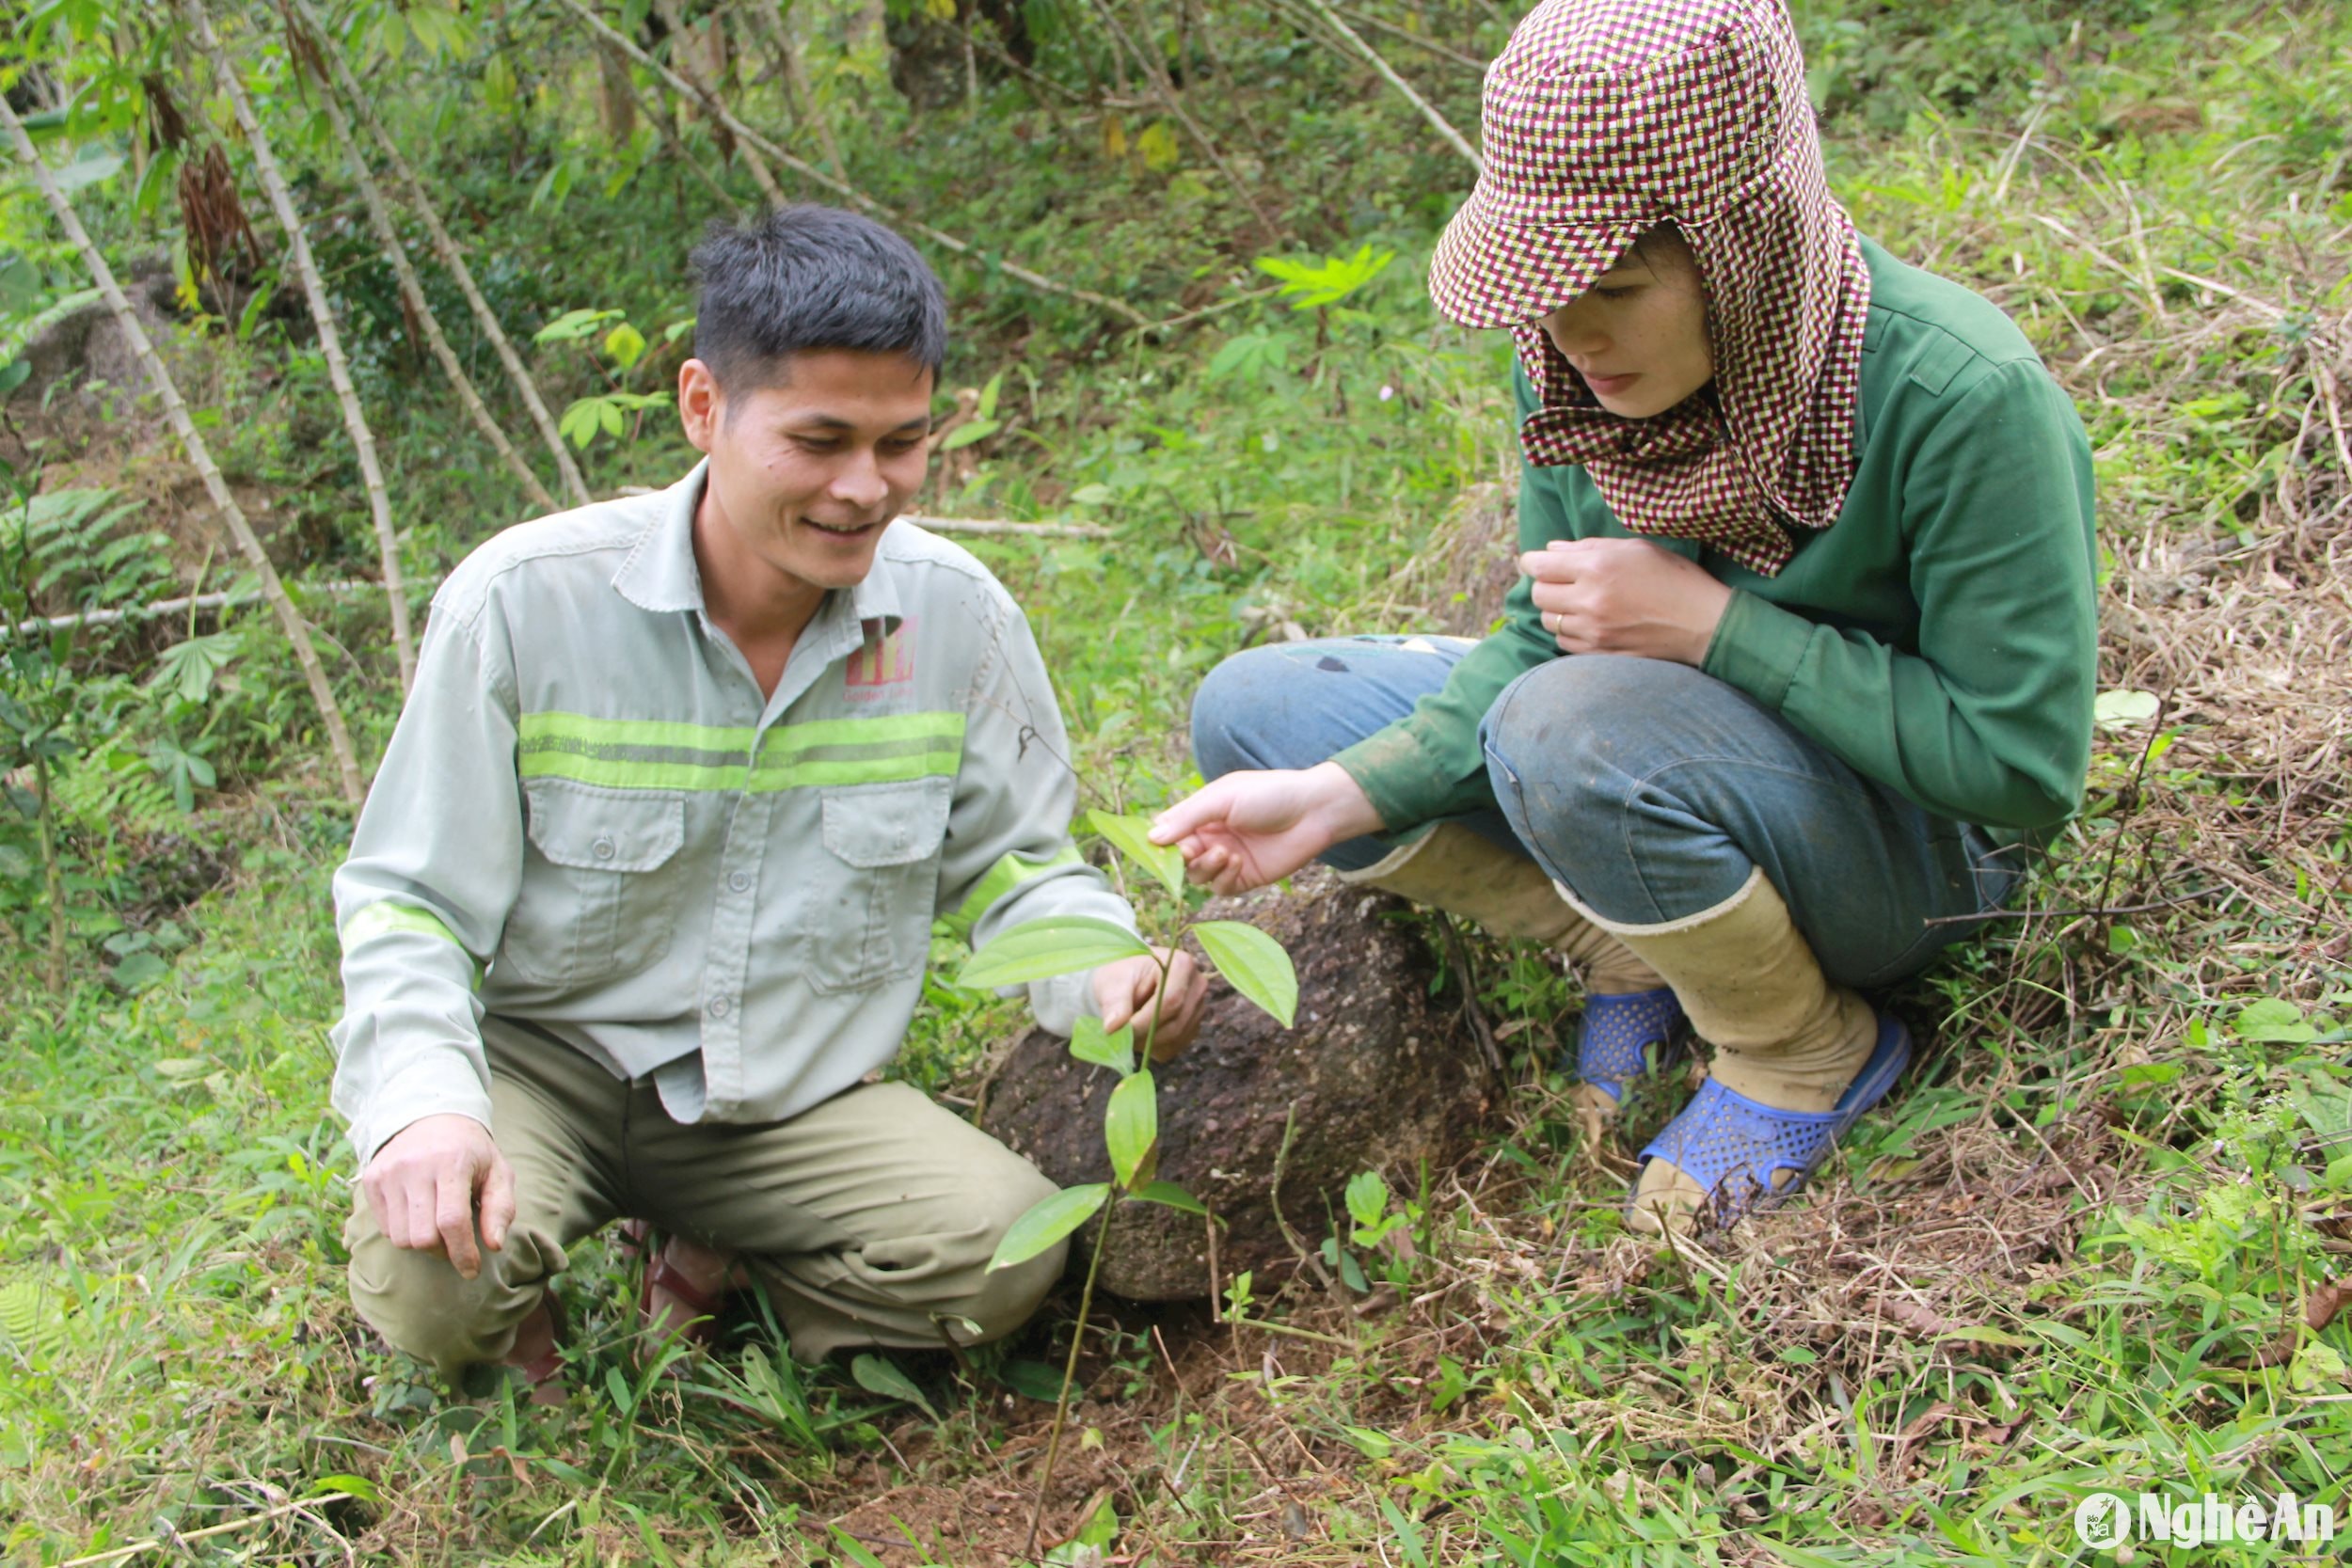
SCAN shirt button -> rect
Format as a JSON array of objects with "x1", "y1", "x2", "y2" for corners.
[
  {"x1": 728, "y1": 871, "x2": 752, "y2": 893},
  {"x1": 707, "y1": 996, "x2": 731, "y2": 1020},
  {"x1": 592, "y1": 836, "x2": 616, "y2": 861}
]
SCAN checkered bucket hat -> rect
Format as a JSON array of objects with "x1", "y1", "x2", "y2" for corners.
[{"x1": 1430, "y1": 0, "x2": 1870, "y2": 575}]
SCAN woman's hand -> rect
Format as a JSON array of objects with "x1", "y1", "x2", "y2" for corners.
[
  {"x1": 1522, "y1": 539, "x2": 1733, "y2": 666},
  {"x1": 1148, "y1": 762, "x2": 1384, "y2": 896}
]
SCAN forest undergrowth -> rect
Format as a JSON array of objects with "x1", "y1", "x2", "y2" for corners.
[{"x1": 1, "y1": 2, "x2": 2347, "y2": 1563}]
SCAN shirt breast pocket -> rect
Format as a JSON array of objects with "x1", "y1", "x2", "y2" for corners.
[
  {"x1": 499, "y1": 779, "x2": 689, "y2": 988},
  {"x1": 806, "y1": 776, "x2": 953, "y2": 994}
]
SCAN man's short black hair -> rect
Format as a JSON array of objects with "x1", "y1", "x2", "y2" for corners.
[{"x1": 689, "y1": 205, "x2": 947, "y2": 392}]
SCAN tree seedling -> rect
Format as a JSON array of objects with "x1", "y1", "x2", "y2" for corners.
[{"x1": 955, "y1": 808, "x2": 1297, "y2": 1556}]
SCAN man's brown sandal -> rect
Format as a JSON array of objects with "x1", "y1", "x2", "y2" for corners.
[
  {"x1": 502, "y1": 1293, "x2": 569, "y2": 1406},
  {"x1": 617, "y1": 1219, "x2": 730, "y2": 1364}
]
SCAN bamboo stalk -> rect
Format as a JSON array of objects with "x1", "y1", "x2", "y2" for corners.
[
  {"x1": 56, "y1": 1494, "x2": 335, "y2": 1568},
  {"x1": 1, "y1": 94, "x2": 365, "y2": 807},
  {"x1": 34, "y1": 753, "x2": 64, "y2": 993},
  {"x1": 557, "y1": 0, "x2": 1152, "y2": 328},
  {"x1": 1332, "y1": 3, "x2": 1487, "y2": 72},
  {"x1": 611, "y1": 43, "x2": 752, "y2": 218},
  {"x1": 191, "y1": 0, "x2": 416, "y2": 688},
  {"x1": 656, "y1": 0, "x2": 789, "y2": 206},
  {"x1": 1291, "y1": 0, "x2": 1481, "y2": 171},
  {"x1": 4, "y1": 579, "x2": 385, "y2": 639},
  {"x1": 741, "y1": 0, "x2": 850, "y2": 172},
  {"x1": 294, "y1": 21, "x2": 562, "y2": 515},
  {"x1": 1089, "y1": 0, "x2": 1287, "y2": 247},
  {"x1": 290, "y1": 0, "x2": 594, "y2": 506}
]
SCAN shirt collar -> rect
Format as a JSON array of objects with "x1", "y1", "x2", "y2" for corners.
[
  {"x1": 612, "y1": 458, "x2": 906, "y2": 631},
  {"x1": 612, "y1": 461, "x2": 709, "y2": 614}
]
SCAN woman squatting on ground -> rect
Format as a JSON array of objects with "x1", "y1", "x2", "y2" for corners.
[{"x1": 1152, "y1": 0, "x2": 2098, "y2": 1236}]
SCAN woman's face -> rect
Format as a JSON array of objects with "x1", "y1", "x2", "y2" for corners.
[{"x1": 1537, "y1": 230, "x2": 1714, "y2": 420}]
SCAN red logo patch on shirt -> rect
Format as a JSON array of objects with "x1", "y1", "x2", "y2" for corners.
[{"x1": 846, "y1": 618, "x2": 915, "y2": 690}]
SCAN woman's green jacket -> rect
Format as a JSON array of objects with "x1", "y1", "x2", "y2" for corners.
[{"x1": 1334, "y1": 236, "x2": 2100, "y2": 845}]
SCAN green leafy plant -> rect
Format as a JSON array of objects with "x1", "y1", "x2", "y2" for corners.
[
  {"x1": 957, "y1": 806, "x2": 1298, "y2": 1553},
  {"x1": 1318, "y1": 1168, "x2": 1424, "y2": 1293},
  {"x1": 1254, "y1": 243, "x2": 1397, "y2": 310},
  {"x1": 532, "y1": 308, "x2": 691, "y2": 450}
]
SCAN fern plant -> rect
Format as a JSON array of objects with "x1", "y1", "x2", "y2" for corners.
[
  {"x1": 0, "y1": 1279, "x2": 67, "y2": 1369},
  {"x1": 5, "y1": 487, "x2": 174, "y2": 618}
]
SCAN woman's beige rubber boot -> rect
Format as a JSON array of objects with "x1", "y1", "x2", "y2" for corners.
[
  {"x1": 1564, "y1": 867, "x2": 1877, "y2": 1235},
  {"x1": 1337, "y1": 823, "x2": 1666, "y2": 1138}
]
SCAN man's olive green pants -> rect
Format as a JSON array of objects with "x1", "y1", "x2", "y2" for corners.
[{"x1": 345, "y1": 1018, "x2": 1066, "y2": 1380}]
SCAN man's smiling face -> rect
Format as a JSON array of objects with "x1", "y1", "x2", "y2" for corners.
[{"x1": 680, "y1": 348, "x2": 935, "y2": 600}]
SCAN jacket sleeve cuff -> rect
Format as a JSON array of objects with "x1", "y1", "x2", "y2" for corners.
[
  {"x1": 347, "y1": 1079, "x2": 495, "y2": 1169},
  {"x1": 1331, "y1": 722, "x2": 1454, "y2": 834},
  {"x1": 1702, "y1": 590, "x2": 1813, "y2": 711}
]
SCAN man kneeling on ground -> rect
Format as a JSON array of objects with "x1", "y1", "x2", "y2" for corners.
[{"x1": 329, "y1": 205, "x2": 1206, "y2": 1400}]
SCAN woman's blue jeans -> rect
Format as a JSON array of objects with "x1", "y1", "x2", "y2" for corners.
[{"x1": 1189, "y1": 636, "x2": 2022, "y2": 990}]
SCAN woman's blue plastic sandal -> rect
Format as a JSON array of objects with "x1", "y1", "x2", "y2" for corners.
[
  {"x1": 1569, "y1": 988, "x2": 1688, "y2": 1104},
  {"x1": 1632, "y1": 1009, "x2": 1912, "y2": 1227}
]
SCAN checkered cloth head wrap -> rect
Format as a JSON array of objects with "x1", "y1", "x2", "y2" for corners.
[{"x1": 1428, "y1": 0, "x2": 1869, "y2": 576}]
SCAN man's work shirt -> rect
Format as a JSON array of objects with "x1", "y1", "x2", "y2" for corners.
[{"x1": 330, "y1": 462, "x2": 1132, "y2": 1165}]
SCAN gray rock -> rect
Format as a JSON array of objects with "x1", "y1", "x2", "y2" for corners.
[{"x1": 977, "y1": 868, "x2": 1491, "y2": 1301}]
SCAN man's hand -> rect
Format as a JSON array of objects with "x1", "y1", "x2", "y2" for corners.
[
  {"x1": 358, "y1": 1113, "x2": 516, "y2": 1280},
  {"x1": 1095, "y1": 947, "x2": 1211, "y2": 1063},
  {"x1": 1148, "y1": 761, "x2": 1384, "y2": 896},
  {"x1": 1522, "y1": 539, "x2": 1733, "y2": 666}
]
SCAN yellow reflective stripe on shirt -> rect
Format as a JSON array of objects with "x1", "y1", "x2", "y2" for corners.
[
  {"x1": 939, "y1": 845, "x2": 1085, "y2": 941},
  {"x1": 340, "y1": 900, "x2": 461, "y2": 953},
  {"x1": 340, "y1": 901, "x2": 483, "y2": 990},
  {"x1": 517, "y1": 712, "x2": 760, "y2": 752},
  {"x1": 515, "y1": 710, "x2": 966, "y2": 792}
]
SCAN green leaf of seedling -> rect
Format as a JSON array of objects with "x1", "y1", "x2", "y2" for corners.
[
  {"x1": 1106, "y1": 1070, "x2": 1158, "y2": 1190},
  {"x1": 558, "y1": 397, "x2": 607, "y2": 450},
  {"x1": 938, "y1": 417, "x2": 1000, "y2": 451},
  {"x1": 56, "y1": 146, "x2": 125, "y2": 193},
  {"x1": 1087, "y1": 808, "x2": 1187, "y2": 897},
  {"x1": 987, "y1": 1183, "x2": 1108, "y2": 1271},
  {"x1": 1192, "y1": 920, "x2": 1297, "y2": 1026},
  {"x1": 850, "y1": 1353, "x2": 936, "y2": 1419},
  {"x1": 997, "y1": 1359, "x2": 1066, "y2": 1401},
  {"x1": 305, "y1": 1473, "x2": 382, "y2": 1503},
  {"x1": 1343, "y1": 1170, "x2": 1389, "y2": 1229},
  {"x1": 534, "y1": 307, "x2": 621, "y2": 343},
  {"x1": 603, "y1": 320, "x2": 646, "y2": 370},
  {"x1": 661, "y1": 316, "x2": 697, "y2": 343},
  {"x1": 111, "y1": 951, "x2": 169, "y2": 991},
  {"x1": 1335, "y1": 1248, "x2": 1369, "y2": 1293},
  {"x1": 1073, "y1": 1492, "x2": 1120, "y2": 1548},
  {"x1": 977, "y1": 370, "x2": 1005, "y2": 420},
  {"x1": 959, "y1": 915, "x2": 1149, "y2": 989},
  {"x1": 1135, "y1": 1180, "x2": 1206, "y2": 1215},
  {"x1": 1069, "y1": 1015, "x2": 1136, "y2": 1078},
  {"x1": 1378, "y1": 1497, "x2": 1432, "y2": 1568},
  {"x1": 829, "y1": 1529, "x2": 891, "y2": 1568},
  {"x1": 2093, "y1": 688, "x2": 2161, "y2": 729},
  {"x1": 2235, "y1": 997, "x2": 2317, "y2": 1043}
]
